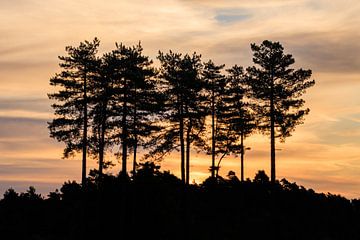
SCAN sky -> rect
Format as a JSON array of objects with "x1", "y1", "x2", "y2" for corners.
[{"x1": 0, "y1": 0, "x2": 360, "y2": 198}]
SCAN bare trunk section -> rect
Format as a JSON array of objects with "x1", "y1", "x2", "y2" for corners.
[
  {"x1": 82, "y1": 72, "x2": 88, "y2": 187},
  {"x1": 185, "y1": 117, "x2": 192, "y2": 185},
  {"x1": 133, "y1": 136, "x2": 137, "y2": 175},
  {"x1": 215, "y1": 152, "x2": 227, "y2": 178},
  {"x1": 121, "y1": 80, "x2": 128, "y2": 176},
  {"x1": 211, "y1": 85, "x2": 215, "y2": 178},
  {"x1": 98, "y1": 101, "x2": 107, "y2": 177},
  {"x1": 240, "y1": 132, "x2": 244, "y2": 182},
  {"x1": 122, "y1": 110, "x2": 128, "y2": 175},
  {"x1": 270, "y1": 75, "x2": 276, "y2": 183},
  {"x1": 132, "y1": 85, "x2": 138, "y2": 175},
  {"x1": 179, "y1": 102, "x2": 185, "y2": 184}
]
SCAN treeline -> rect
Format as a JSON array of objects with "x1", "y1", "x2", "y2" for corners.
[
  {"x1": 48, "y1": 38, "x2": 315, "y2": 186},
  {"x1": 1, "y1": 165, "x2": 360, "y2": 240}
]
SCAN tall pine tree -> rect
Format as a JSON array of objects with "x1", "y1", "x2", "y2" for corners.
[
  {"x1": 247, "y1": 40, "x2": 315, "y2": 183},
  {"x1": 225, "y1": 65, "x2": 256, "y2": 181},
  {"x1": 150, "y1": 51, "x2": 206, "y2": 184},
  {"x1": 203, "y1": 63, "x2": 256, "y2": 179},
  {"x1": 202, "y1": 60, "x2": 226, "y2": 178},
  {"x1": 125, "y1": 43, "x2": 160, "y2": 175},
  {"x1": 89, "y1": 51, "x2": 117, "y2": 176},
  {"x1": 48, "y1": 38, "x2": 100, "y2": 186},
  {"x1": 105, "y1": 43, "x2": 158, "y2": 176}
]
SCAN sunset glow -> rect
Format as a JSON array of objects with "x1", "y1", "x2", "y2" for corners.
[{"x1": 1, "y1": 0, "x2": 360, "y2": 198}]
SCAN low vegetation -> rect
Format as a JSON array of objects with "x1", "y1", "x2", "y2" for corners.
[{"x1": 1, "y1": 163, "x2": 359, "y2": 240}]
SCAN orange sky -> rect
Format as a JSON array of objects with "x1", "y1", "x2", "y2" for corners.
[{"x1": 0, "y1": 0, "x2": 360, "y2": 198}]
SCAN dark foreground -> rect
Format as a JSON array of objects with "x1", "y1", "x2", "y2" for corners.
[{"x1": 1, "y1": 164, "x2": 359, "y2": 240}]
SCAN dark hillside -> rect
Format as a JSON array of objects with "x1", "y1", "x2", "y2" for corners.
[{"x1": 1, "y1": 164, "x2": 359, "y2": 240}]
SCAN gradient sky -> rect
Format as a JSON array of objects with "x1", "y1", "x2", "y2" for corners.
[{"x1": 1, "y1": 0, "x2": 360, "y2": 198}]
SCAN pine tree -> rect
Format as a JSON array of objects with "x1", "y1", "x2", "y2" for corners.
[
  {"x1": 89, "y1": 51, "x2": 117, "y2": 176},
  {"x1": 125, "y1": 43, "x2": 159, "y2": 175},
  {"x1": 225, "y1": 65, "x2": 256, "y2": 181},
  {"x1": 48, "y1": 38, "x2": 100, "y2": 186},
  {"x1": 150, "y1": 51, "x2": 206, "y2": 184},
  {"x1": 105, "y1": 43, "x2": 158, "y2": 176},
  {"x1": 202, "y1": 60, "x2": 226, "y2": 178},
  {"x1": 203, "y1": 63, "x2": 256, "y2": 179},
  {"x1": 247, "y1": 40, "x2": 315, "y2": 183}
]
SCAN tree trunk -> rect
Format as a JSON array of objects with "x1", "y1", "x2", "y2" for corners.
[
  {"x1": 132, "y1": 120, "x2": 138, "y2": 175},
  {"x1": 216, "y1": 152, "x2": 227, "y2": 178},
  {"x1": 122, "y1": 115, "x2": 128, "y2": 175},
  {"x1": 240, "y1": 131, "x2": 244, "y2": 182},
  {"x1": 121, "y1": 83, "x2": 128, "y2": 176},
  {"x1": 133, "y1": 139, "x2": 137, "y2": 175},
  {"x1": 185, "y1": 118, "x2": 192, "y2": 185},
  {"x1": 82, "y1": 72, "x2": 87, "y2": 187},
  {"x1": 270, "y1": 76, "x2": 276, "y2": 183},
  {"x1": 99, "y1": 133, "x2": 104, "y2": 176},
  {"x1": 179, "y1": 104, "x2": 185, "y2": 184},
  {"x1": 99, "y1": 102, "x2": 106, "y2": 177},
  {"x1": 132, "y1": 85, "x2": 138, "y2": 175},
  {"x1": 211, "y1": 86, "x2": 215, "y2": 178}
]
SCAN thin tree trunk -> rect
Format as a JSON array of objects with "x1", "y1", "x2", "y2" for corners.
[
  {"x1": 82, "y1": 72, "x2": 88, "y2": 187},
  {"x1": 121, "y1": 82, "x2": 128, "y2": 176},
  {"x1": 211, "y1": 85, "x2": 215, "y2": 178},
  {"x1": 216, "y1": 152, "x2": 227, "y2": 178},
  {"x1": 270, "y1": 76, "x2": 276, "y2": 183},
  {"x1": 185, "y1": 118, "x2": 192, "y2": 185},
  {"x1": 132, "y1": 116, "x2": 137, "y2": 175},
  {"x1": 99, "y1": 101, "x2": 106, "y2": 177},
  {"x1": 132, "y1": 85, "x2": 137, "y2": 175},
  {"x1": 240, "y1": 132, "x2": 244, "y2": 182},
  {"x1": 133, "y1": 138, "x2": 137, "y2": 174},
  {"x1": 122, "y1": 113, "x2": 128, "y2": 175},
  {"x1": 98, "y1": 150, "x2": 104, "y2": 176},
  {"x1": 179, "y1": 104, "x2": 185, "y2": 184},
  {"x1": 99, "y1": 133, "x2": 104, "y2": 176}
]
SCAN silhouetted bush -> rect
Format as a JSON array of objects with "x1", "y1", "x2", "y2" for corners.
[
  {"x1": 19, "y1": 186, "x2": 42, "y2": 201},
  {"x1": 47, "y1": 189, "x2": 61, "y2": 201},
  {"x1": 60, "y1": 180, "x2": 82, "y2": 201},
  {"x1": 2, "y1": 188, "x2": 19, "y2": 203},
  {"x1": 254, "y1": 170, "x2": 270, "y2": 184}
]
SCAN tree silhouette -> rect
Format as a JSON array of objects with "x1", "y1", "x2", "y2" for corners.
[
  {"x1": 102, "y1": 43, "x2": 158, "y2": 174},
  {"x1": 20, "y1": 186, "x2": 42, "y2": 201},
  {"x1": 152, "y1": 51, "x2": 206, "y2": 184},
  {"x1": 30, "y1": 38, "x2": 360, "y2": 240},
  {"x1": 253, "y1": 170, "x2": 270, "y2": 184},
  {"x1": 46, "y1": 38, "x2": 317, "y2": 190},
  {"x1": 90, "y1": 43, "x2": 158, "y2": 176},
  {"x1": 3, "y1": 188, "x2": 19, "y2": 202},
  {"x1": 247, "y1": 40, "x2": 315, "y2": 183},
  {"x1": 124, "y1": 43, "x2": 160, "y2": 175},
  {"x1": 48, "y1": 38, "x2": 100, "y2": 186},
  {"x1": 89, "y1": 51, "x2": 115, "y2": 176},
  {"x1": 202, "y1": 63, "x2": 255, "y2": 179},
  {"x1": 110, "y1": 43, "x2": 133, "y2": 176},
  {"x1": 225, "y1": 65, "x2": 256, "y2": 181},
  {"x1": 202, "y1": 60, "x2": 226, "y2": 178}
]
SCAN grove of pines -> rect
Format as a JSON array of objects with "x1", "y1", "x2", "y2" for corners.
[{"x1": 2, "y1": 39, "x2": 360, "y2": 240}]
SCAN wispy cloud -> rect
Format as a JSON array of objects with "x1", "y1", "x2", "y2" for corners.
[
  {"x1": 215, "y1": 8, "x2": 252, "y2": 24},
  {"x1": 0, "y1": 98, "x2": 51, "y2": 116}
]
